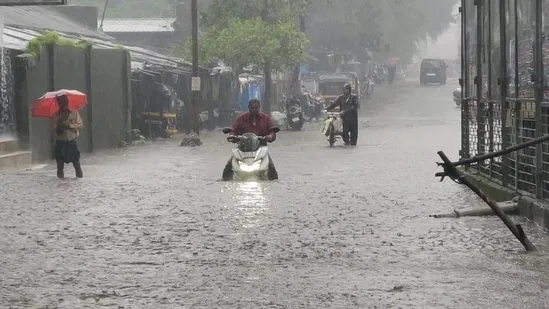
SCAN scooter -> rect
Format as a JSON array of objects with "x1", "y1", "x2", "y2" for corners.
[
  {"x1": 453, "y1": 86, "x2": 461, "y2": 106},
  {"x1": 285, "y1": 99, "x2": 305, "y2": 131},
  {"x1": 362, "y1": 73, "x2": 375, "y2": 98},
  {"x1": 372, "y1": 65, "x2": 387, "y2": 84},
  {"x1": 222, "y1": 127, "x2": 280, "y2": 181},
  {"x1": 306, "y1": 96, "x2": 323, "y2": 121}
]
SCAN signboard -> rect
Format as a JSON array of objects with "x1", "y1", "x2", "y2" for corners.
[
  {"x1": 0, "y1": 0, "x2": 66, "y2": 5},
  {"x1": 191, "y1": 77, "x2": 201, "y2": 91}
]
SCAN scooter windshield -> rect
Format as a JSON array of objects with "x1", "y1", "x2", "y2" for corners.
[{"x1": 238, "y1": 133, "x2": 261, "y2": 152}]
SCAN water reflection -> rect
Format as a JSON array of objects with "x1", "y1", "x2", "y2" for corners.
[{"x1": 230, "y1": 181, "x2": 267, "y2": 229}]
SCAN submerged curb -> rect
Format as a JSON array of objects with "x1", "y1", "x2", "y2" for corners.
[{"x1": 461, "y1": 170, "x2": 549, "y2": 230}]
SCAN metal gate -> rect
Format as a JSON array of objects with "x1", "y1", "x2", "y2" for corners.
[{"x1": 461, "y1": 0, "x2": 549, "y2": 200}]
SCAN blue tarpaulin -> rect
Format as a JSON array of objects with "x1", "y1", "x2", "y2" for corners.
[
  {"x1": 239, "y1": 82, "x2": 262, "y2": 111},
  {"x1": 298, "y1": 64, "x2": 309, "y2": 79}
]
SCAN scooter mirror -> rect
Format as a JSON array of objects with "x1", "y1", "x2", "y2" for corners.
[
  {"x1": 272, "y1": 127, "x2": 280, "y2": 133},
  {"x1": 222, "y1": 127, "x2": 231, "y2": 134}
]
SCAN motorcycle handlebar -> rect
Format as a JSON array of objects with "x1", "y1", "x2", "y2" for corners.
[
  {"x1": 322, "y1": 110, "x2": 340, "y2": 116},
  {"x1": 227, "y1": 135, "x2": 267, "y2": 143}
]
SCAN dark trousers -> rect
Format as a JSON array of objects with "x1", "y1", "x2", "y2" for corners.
[
  {"x1": 57, "y1": 160, "x2": 83, "y2": 178},
  {"x1": 55, "y1": 139, "x2": 83, "y2": 178},
  {"x1": 387, "y1": 67, "x2": 396, "y2": 85},
  {"x1": 342, "y1": 117, "x2": 358, "y2": 146}
]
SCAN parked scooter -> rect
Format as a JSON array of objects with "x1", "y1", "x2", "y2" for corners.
[
  {"x1": 362, "y1": 73, "x2": 375, "y2": 98},
  {"x1": 221, "y1": 127, "x2": 281, "y2": 181},
  {"x1": 285, "y1": 97, "x2": 305, "y2": 130},
  {"x1": 306, "y1": 97, "x2": 323, "y2": 121},
  {"x1": 372, "y1": 65, "x2": 387, "y2": 84},
  {"x1": 453, "y1": 86, "x2": 461, "y2": 106}
]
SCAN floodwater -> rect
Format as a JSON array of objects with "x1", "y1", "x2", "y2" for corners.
[{"x1": 2, "y1": 79, "x2": 549, "y2": 309}]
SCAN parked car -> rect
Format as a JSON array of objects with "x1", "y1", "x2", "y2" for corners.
[{"x1": 420, "y1": 58, "x2": 447, "y2": 85}]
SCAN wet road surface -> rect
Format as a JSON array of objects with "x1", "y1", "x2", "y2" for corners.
[{"x1": 2, "y1": 79, "x2": 549, "y2": 308}]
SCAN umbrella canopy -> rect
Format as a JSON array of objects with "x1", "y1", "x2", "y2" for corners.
[{"x1": 31, "y1": 89, "x2": 88, "y2": 118}]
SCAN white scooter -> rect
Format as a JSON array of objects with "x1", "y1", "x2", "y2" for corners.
[
  {"x1": 222, "y1": 127, "x2": 280, "y2": 181},
  {"x1": 453, "y1": 86, "x2": 461, "y2": 106}
]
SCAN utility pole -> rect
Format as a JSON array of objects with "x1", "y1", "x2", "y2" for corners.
[
  {"x1": 191, "y1": 0, "x2": 201, "y2": 135},
  {"x1": 261, "y1": 0, "x2": 272, "y2": 114}
]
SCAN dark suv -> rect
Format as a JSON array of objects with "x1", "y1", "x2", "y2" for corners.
[{"x1": 420, "y1": 59, "x2": 447, "y2": 85}]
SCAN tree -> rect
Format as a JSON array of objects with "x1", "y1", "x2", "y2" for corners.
[
  {"x1": 176, "y1": 0, "x2": 310, "y2": 113},
  {"x1": 305, "y1": 0, "x2": 457, "y2": 64}
]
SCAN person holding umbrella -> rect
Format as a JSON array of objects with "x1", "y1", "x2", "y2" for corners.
[
  {"x1": 32, "y1": 89, "x2": 88, "y2": 179},
  {"x1": 50, "y1": 95, "x2": 83, "y2": 178}
]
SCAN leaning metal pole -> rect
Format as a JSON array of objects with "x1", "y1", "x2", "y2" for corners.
[
  {"x1": 436, "y1": 151, "x2": 537, "y2": 252},
  {"x1": 449, "y1": 134, "x2": 549, "y2": 168}
]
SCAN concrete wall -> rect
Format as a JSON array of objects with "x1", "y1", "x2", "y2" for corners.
[
  {"x1": 16, "y1": 44, "x2": 131, "y2": 162},
  {"x1": 90, "y1": 48, "x2": 130, "y2": 150},
  {"x1": 53, "y1": 45, "x2": 91, "y2": 153},
  {"x1": 462, "y1": 170, "x2": 549, "y2": 230},
  {"x1": 25, "y1": 48, "x2": 52, "y2": 162}
]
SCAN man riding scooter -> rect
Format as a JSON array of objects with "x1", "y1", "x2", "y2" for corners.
[
  {"x1": 325, "y1": 83, "x2": 359, "y2": 146},
  {"x1": 222, "y1": 98, "x2": 279, "y2": 180}
]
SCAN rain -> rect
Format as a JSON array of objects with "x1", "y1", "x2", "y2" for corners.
[{"x1": 1, "y1": 0, "x2": 549, "y2": 308}]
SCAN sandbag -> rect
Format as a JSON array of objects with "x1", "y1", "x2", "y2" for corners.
[
  {"x1": 332, "y1": 117, "x2": 343, "y2": 133},
  {"x1": 271, "y1": 111, "x2": 287, "y2": 129},
  {"x1": 321, "y1": 116, "x2": 343, "y2": 136}
]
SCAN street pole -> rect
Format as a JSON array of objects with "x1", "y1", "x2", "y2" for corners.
[
  {"x1": 261, "y1": 0, "x2": 272, "y2": 114},
  {"x1": 191, "y1": 0, "x2": 200, "y2": 135}
]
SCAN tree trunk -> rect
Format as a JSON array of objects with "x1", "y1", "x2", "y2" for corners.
[
  {"x1": 233, "y1": 73, "x2": 241, "y2": 117},
  {"x1": 261, "y1": 0, "x2": 272, "y2": 114},
  {"x1": 263, "y1": 62, "x2": 272, "y2": 114}
]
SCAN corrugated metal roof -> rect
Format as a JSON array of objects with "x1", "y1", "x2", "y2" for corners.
[
  {"x1": 0, "y1": 6, "x2": 113, "y2": 40},
  {"x1": 4, "y1": 26, "x2": 182, "y2": 61},
  {"x1": 99, "y1": 18, "x2": 176, "y2": 33},
  {"x1": 2, "y1": 26, "x2": 201, "y2": 73},
  {"x1": 0, "y1": 7, "x2": 201, "y2": 74}
]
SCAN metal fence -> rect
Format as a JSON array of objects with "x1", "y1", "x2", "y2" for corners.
[{"x1": 460, "y1": 0, "x2": 549, "y2": 199}]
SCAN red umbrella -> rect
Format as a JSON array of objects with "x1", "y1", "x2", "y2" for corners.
[{"x1": 31, "y1": 89, "x2": 88, "y2": 118}]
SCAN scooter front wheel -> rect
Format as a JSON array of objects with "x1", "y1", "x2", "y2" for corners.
[{"x1": 328, "y1": 124, "x2": 335, "y2": 147}]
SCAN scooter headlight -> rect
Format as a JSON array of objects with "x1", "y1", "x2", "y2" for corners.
[{"x1": 238, "y1": 160, "x2": 261, "y2": 172}]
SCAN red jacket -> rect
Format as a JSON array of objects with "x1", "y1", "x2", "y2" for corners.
[{"x1": 231, "y1": 112, "x2": 277, "y2": 142}]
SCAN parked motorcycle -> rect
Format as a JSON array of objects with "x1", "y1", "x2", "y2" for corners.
[
  {"x1": 372, "y1": 65, "x2": 387, "y2": 84},
  {"x1": 305, "y1": 96, "x2": 323, "y2": 121},
  {"x1": 285, "y1": 98, "x2": 305, "y2": 130},
  {"x1": 222, "y1": 127, "x2": 280, "y2": 181},
  {"x1": 453, "y1": 86, "x2": 461, "y2": 106},
  {"x1": 362, "y1": 73, "x2": 375, "y2": 98}
]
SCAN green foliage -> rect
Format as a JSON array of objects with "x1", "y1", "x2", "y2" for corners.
[
  {"x1": 25, "y1": 31, "x2": 94, "y2": 58},
  {"x1": 201, "y1": 0, "x2": 307, "y2": 29},
  {"x1": 176, "y1": 0, "x2": 310, "y2": 73}
]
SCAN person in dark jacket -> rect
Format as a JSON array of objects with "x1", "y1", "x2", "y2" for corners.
[{"x1": 325, "y1": 83, "x2": 359, "y2": 146}]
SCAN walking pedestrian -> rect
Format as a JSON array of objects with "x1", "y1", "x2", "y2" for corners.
[{"x1": 51, "y1": 95, "x2": 83, "y2": 178}]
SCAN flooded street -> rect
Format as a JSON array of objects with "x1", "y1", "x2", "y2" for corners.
[{"x1": 2, "y1": 79, "x2": 549, "y2": 308}]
